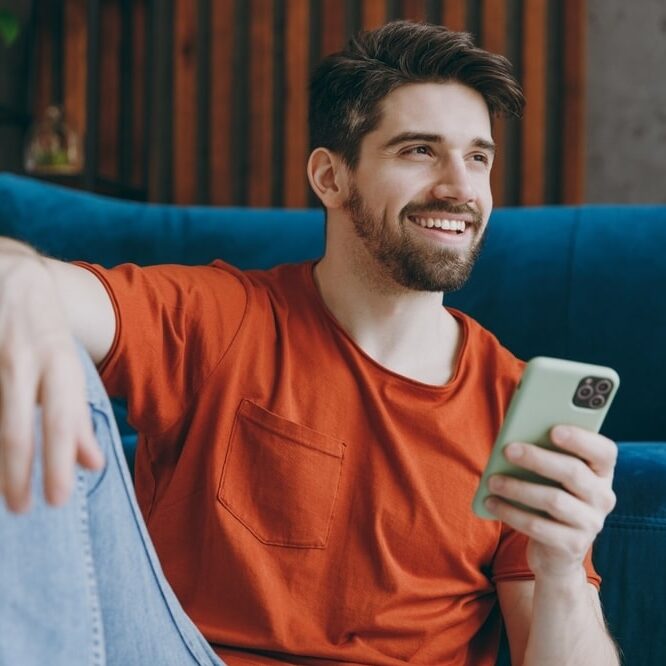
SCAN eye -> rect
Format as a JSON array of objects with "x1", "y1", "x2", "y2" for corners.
[
  {"x1": 402, "y1": 145, "x2": 434, "y2": 158},
  {"x1": 471, "y1": 153, "x2": 490, "y2": 165}
]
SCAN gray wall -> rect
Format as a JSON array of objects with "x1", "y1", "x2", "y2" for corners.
[{"x1": 587, "y1": 0, "x2": 666, "y2": 203}]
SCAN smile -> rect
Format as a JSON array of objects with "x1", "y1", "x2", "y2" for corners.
[{"x1": 407, "y1": 215, "x2": 467, "y2": 234}]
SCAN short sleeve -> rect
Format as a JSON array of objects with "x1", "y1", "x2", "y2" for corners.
[
  {"x1": 75, "y1": 260, "x2": 247, "y2": 435},
  {"x1": 491, "y1": 521, "x2": 602, "y2": 589}
]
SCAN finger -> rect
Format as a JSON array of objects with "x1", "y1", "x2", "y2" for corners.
[
  {"x1": 488, "y1": 475, "x2": 605, "y2": 534},
  {"x1": 0, "y1": 352, "x2": 37, "y2": 512},
  {"x1": 484, "y1": 496, "x2": 590, "y2": 559},
  {"x1": 504, "y1": 441, "x2": 599, "y2": 503},
  {"x1": 550, "y1": 425, "x2": 618, "y2": 478},
  {"x1": 39, "y1": 356, "x2": 79, "y2": 506}
]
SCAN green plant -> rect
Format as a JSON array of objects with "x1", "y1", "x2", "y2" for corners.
[{"x1": 0, "y1": 9, "x2": 19, "y2": 47}]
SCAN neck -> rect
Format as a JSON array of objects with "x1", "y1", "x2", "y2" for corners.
[{"x1": 313, "y1": 248, "x2": 462, "y2": 386}]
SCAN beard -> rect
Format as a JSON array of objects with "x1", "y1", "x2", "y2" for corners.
[{"x1": 344, "y1": 182, "x2": 486, "y2": 294}]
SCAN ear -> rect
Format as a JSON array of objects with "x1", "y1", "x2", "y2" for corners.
[{"x1": 307, "y1": 148, "x2": 349, "y2": 209}]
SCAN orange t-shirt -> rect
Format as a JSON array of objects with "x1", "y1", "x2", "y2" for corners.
[{"x1": 79, "y1": 259, "x2": 600, "y2": 665}]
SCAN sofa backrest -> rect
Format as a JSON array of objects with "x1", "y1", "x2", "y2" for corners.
[
  {"x1": 447, "y1": 204, "x2": 666, "y2": 443},
  {"x1": 1, "y1": 173, "x2": 664, "y2": 443}
]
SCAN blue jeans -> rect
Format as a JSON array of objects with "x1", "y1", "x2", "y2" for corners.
[{"x1": 0, "y1": 346, "x2": 226, "y2": 665}]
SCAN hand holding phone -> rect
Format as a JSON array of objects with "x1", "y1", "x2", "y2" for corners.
[{"x1": 473, "y1": 357, "x2": 619, "y2": 520}]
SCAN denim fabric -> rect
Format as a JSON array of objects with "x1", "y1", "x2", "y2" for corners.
[{"x1": 0, "y1": 346, "x2": 226, "y2": 666}]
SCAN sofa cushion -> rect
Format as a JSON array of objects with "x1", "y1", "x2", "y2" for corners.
[{"x1": 594, "y1": 442, "x2": 666, "y2": 666}]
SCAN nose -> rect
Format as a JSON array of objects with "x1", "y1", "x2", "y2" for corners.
[{"x1": 431, "y1": 155, "x2": 475, "y2": 204}]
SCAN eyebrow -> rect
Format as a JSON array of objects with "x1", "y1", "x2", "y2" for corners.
[{"x1": 381, "y1": 132, "x2": 496, "y2": 155}]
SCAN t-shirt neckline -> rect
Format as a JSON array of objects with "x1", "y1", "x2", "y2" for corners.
[{"x1": 303, "y1": 260, "x2": 470, "y2": 393}]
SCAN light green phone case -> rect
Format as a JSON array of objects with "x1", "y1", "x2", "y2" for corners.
[{"x1": 472, "y1": 356, "x2": 620, "y2": 520}]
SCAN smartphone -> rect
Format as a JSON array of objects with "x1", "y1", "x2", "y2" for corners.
[{"x1": 472, "y1": 356, "x2": 620, "y2": 520}]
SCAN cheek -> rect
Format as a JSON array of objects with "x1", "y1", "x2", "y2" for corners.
[{"x1": 358, "y1": 183, "x2": 408, "y2": 221}]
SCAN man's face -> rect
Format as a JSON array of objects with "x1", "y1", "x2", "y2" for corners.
[{"x1": 342, "y1": 82, "x2": 494, "y2": 293}]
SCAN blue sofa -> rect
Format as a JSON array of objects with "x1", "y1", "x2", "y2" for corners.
[{"x1": 1, "y1": 173, "x2": 664, "y2": 665}]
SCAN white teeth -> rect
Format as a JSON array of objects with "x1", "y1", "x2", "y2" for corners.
[{"x1": 412, "y1": 217, "x2": 468, "y2": 232}]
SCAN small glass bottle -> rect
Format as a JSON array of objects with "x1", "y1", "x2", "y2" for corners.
[{"x1": 24, "y1": 105, "x2": 84, "y2": 175}]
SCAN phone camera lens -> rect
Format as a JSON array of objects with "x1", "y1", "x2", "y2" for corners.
[
  {"x1": 576, "y1": 385, "x2": 594, "y2": 400},
  {"x1": 596, "y1": 379, "x2": 612, "y2": 394},
  {"x1": 589, "y1": 394, "x2": 606, "y2": 409}
]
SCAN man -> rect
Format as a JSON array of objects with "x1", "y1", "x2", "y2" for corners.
[{"x1": 0, "y1": 21, "x2": 619, "y2": 666}]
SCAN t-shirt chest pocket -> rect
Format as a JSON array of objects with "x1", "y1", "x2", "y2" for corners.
[{"x1": 217, "y1": 399, "x2": 346, "y2": 548}]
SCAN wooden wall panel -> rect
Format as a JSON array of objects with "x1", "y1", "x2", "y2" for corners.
[
  {"x1": 402, "y1": 0, "x2": 427, "y2": 22},
  {"x1": 284, "y1": 0, "x2": 310, "y2": 208},
  {"x1": 99, "y1": 0, "x2": 120, "y2": 181},
  {"x1": 173, "y1": 0, "x2": 198, "y2": 204},
  {"x1": 131, "y1": 0, "x2": 147, "y2": 188},
  {"x1": 146, "y1": 0, "x2": 169, "y2": 203},
  {"x1": 362, "y1": 0, "x2": 387, "y2": 30},
  {"x1": 248, "y1": 0, "x2": 274, "y2": 206},
  {"x1": 210, "y1": 0, "x2": 235, "y2": 205},
  {"x1": 33, "y1": 3, "x2": 52, "y2": 121},
  {"x1": 63, "y1": 0, "x2": 87, "y2": 140},
  {"x1": 442, "y1": 0, "x2": 466, "y2": 31},
  {"x1": 520, "y1": 0, "x2": 548, "y2": 205},
  {"x1": 481, "y1": 0, "x2": 507, "y2": 207},
  {"x1": 35, "y1": 0, "x2": 588, "y2": 207},
  {"x1": 321, "y1": 0, "x2": 346, "y2": 56}
]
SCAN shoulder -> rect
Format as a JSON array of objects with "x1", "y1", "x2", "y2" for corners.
[{"x1": 239, "y1": 261, "x2": 316, "y2": 309}]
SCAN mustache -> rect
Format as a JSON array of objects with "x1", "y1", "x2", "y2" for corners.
[{"x1": 401, "y1": 201, "x2": 482, "y2": 225}]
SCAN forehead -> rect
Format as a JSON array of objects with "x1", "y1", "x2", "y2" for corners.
[{"x1": 371, "y1": 81, "x2": 492, "y2": 144}]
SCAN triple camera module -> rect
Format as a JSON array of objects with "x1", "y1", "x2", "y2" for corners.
[{"x1": 573, "y1": 376, "x2": 614, "y2": 409}]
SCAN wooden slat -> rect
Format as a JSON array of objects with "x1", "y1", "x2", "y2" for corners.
[
  {"x1": 401, "y1": 0, "x2": 427, "y2": 22},
  {"x1": 562, "y1": 0, "x2": 586, "y2": 204},
  {"x1": 520, "y1": 0, "x2": 547, "y2": 205},
  {"x1": 147, "y1": 1, "x2": 163, "y2": 202},
  {"x1": 283, "y1": 0, "x2": 310, "y2": 208},
  {"x1": 362, "y1": 0, "x2": 387, "y2": 30},
  {"x1": 442, "y1": 0, "x2": 466, "y2": 31},
  {"x1": 210, "y1": 0, "x2": 235, "y2": 205},
  {"x1": 63, "y1": 0, "x2": 87, "y2": 140},
  {"x1": 98, "y1": 0, "x2": 120, "y2": 181},
  {"x1": 173, "y1": 0, "x2": 198, "y2": 204},
  {"x1": 248, "y1": 0, "x2": 274, "y2": 206},
  {"x1": 131, "y1": 0, "x2": 147, "y2": 188},
  {"x1": 321, "y1": 0, "x2": 346, "y2": 56},
  {"x1": 481, "y1": 0, "x2": 507, "y2": 207}
]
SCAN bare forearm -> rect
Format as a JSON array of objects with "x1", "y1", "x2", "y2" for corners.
[
  {"x1": 0, "y1": 235, "x2": 115, "y2": 364},
  {"x1": 0, "y1": 236, "x2": 108, "y2": 512},
  {"x1": 523, "y1": 569, "x2": 620, "y2": 666}
]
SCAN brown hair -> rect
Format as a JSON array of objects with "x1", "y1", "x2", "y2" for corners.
[{"x1": 309, "y1": 21, "x2": 524, "y2": 168}]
